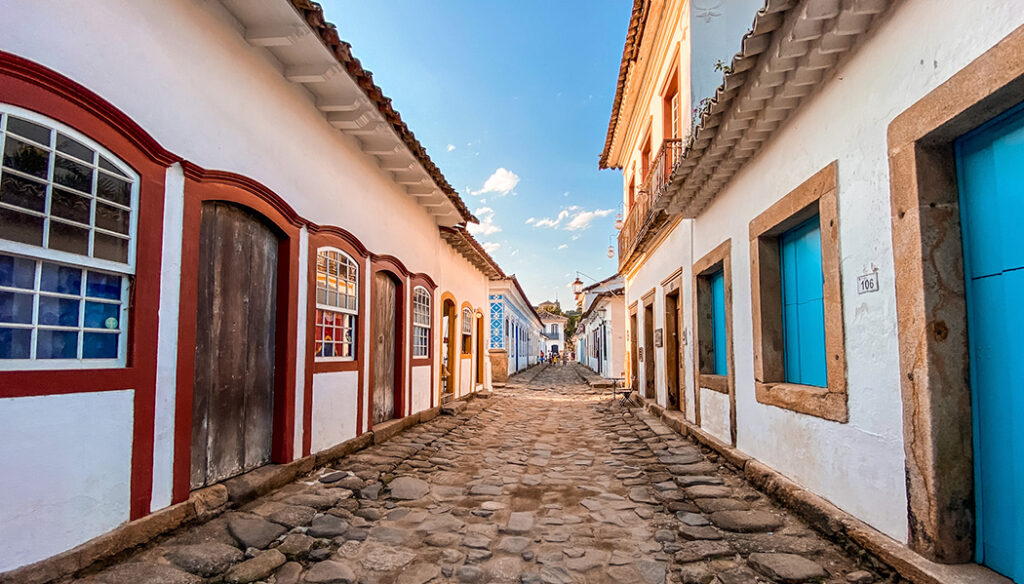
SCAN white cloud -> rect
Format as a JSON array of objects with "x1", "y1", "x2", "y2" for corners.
[
  {"x1": 557, "y1": 244, "x2": 568, "y2": 250},
  {"x1": 482, "y1": 242, "x2": 501, "y2": 253},
  {"x1": 446, "y1": 144, "x2": 456, "y2": 152},
  {"x1": 530, "y1": 206, "x2": 613, "y2": 232},
  {"x1": 510, "y1": 249, "x2": 519, "y2": 257},
  {"x1": 571, "y1": 233, "x2": 582, "y2": 241},
  {"x1": 525, "y1": 217, "x2": 536, "y2": 225},
  {"x1": 467, "y1": 206, "x2": 501, "y2": 236},
  {"x1": 566, "y1": 208, "x2": 613, "y2": 231},
  {"x1": 471, "y1": 168, "x2": 520, "y2": 196}
]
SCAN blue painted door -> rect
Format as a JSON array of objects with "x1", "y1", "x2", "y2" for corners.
[
  {"x1": 780, "y1": 216, "x2": 827, "y2": 387},
  {"x1": 956, "y1": 101, "x2": 1024, "y2": 581},
  {"x1": 710, "y1": 270, "x2": 727, "y2": 375}
]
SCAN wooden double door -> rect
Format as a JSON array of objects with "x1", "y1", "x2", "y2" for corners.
[
  {"x1": 371, "y1": 272, "x2": 399, "y2": 425},
  {"x1": 191, "y1": 202, "x2": 279, "y2": 489}
]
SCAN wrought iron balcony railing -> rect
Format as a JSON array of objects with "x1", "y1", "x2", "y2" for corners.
[{"x1": 617, "y1": 138, "x2": 682, "y2": 268}]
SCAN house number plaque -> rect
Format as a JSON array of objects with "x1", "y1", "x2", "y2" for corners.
[
  {"x1": 654, "y1": 329, "x2": 664, "y2": 347},
  {"x1": 857, "y1": 271, "x2": 879, "y2": 295}
]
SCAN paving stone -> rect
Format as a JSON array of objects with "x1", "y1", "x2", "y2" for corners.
[
  {"x1": 717, "y1": 565, "x2": 763, "y2": 584},
  {"x1": 282, "y1": 493, "x2": 341, "y2": 510},
  {"x1": 846, "y1": 570, "x2": 875, "y2": 583},
  {"x1": 223, "y1": 549, "x2": 286, "y2": 584},
  {"x1": 677, "y1": 563, "x2": 714, "y2": 584},
  {"x1": 389, "y1": 476, "x2": 430, "y2": 500},
  {"x1": 320, "y1": 471, "x2": 347, "y2": 484},
  {"x1": 226, "y1": 515, "x2": 287, "y2": 549},
  {"x1": 503, "y1": 511, "x2": 534, "y2": 534},
  {"x1": 748, "y1": 553, "x2": 828, "y2": 583},
  {"x1": 359, "y1": 483, "x2": 382, "y2": 500},
  {"x1": 628, "y1": 486, "x2": 659, "y2": 504},
  {"x1": 266, "y1": 505, "x2": 317, "y2": 528},
  {"x1": 693, "y1": 498, "x2": 750, "y2": 513},
  {"x1": 711, "y1": 510, "x2": 784, "y2": 533},
  {"x1": 497, "y1": 536, "x2": 531, "y2": 554},
  {"x1": 308, "y1": 514, "x2": 349, "y2": 538},
  {"x1": 674, "y1": 475, "x2": 724, "y2": 487},
  {"x1": 673, "y1": 540, "x2": 734, "y2": 563},
  {"x1": 275, "y1": 533, "x2": 315, "y2": 560},
  {"x1": 456, "y1": 564, "x2": 485, "y2": 582},
  {"x1": 634, "y1": 559, "x2": 667, "y2": 584},
  {"x1": 368, "y1": 525, "x2": 410, "y2": 544},
  {"x1": 676, "y1": 511, "x2": 710, "y2": 526},
  {"x1": 164, "y1": 543, "x2": 243, "y2": 577},
  {"x1": 274, "y1": 561, "x2": 304, "y2": 584},
  {"x1": 304, "y1": 560, "x2": 357, "y2": 584},
  {"x1": 469, "y1": 484, "x2": 503, "y2": 496},
  {"x1": 676, "y1": 525, "x2": 723, "y2": 541},
  {"x1": 539, "y1": 565, "x2": 573, "y2": 584},
  {"x1": 360, "y1": 544, "x2": 416, "y2": 571},
  {"x1": 685, "y1": 485, "x2": 733, "y2": 498},
  {"x1": 87, "y1": 563, "x2": 203, "y2": 584}
]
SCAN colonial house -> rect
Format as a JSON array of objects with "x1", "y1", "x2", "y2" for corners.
[
  {"x1": 487, "y1": 276, "x2": 545, "y2": 384},
  {"x1": 602, "y1": 0, "x2": 1024, "y2": 582},
  {"x1": 575, "y1": 276, "x2": 625, "y2": 379},
  {"x1": 0, "y1": 0, "x2": 502, "y2": 576},
  {"x1": 538, "y1": 310, "x2": 568, "y2": 356}
]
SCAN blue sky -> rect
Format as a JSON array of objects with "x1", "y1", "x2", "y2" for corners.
[{"x1": 321, "y1": 1, "x2": 631, "y2": 308}]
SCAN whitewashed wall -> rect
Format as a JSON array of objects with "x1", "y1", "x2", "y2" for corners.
[
  {"x1": 311, "y1": 371, "x2": 359, "y2": 453},
  {"x1": 411, "y1": 366, "x2": 432, "y2": 413},
  {"x1": 0, "y1": 391, "x2": 134, "y2": 571},
  {"x1": 684, "y1": 0, "x2": 1024, "y2": 543}
]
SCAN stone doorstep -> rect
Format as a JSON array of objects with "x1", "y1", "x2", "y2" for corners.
[
  {"x1": 0, "y1": 393, "x2": 495, "y2": 584},
  {"x1": 638, "y1": 399, "x2": 1014, "y2": 584}
]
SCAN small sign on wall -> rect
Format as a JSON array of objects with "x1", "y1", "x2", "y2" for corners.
[
  {"x1": 639, "y1": 347, "x2": 644, "y2": 361},
  {"x1": 654, "y1": 329, "x2": 664, "y2": 347},
  {"x1": 857, "y1": 271, "x2": 880, "y2": 295}
]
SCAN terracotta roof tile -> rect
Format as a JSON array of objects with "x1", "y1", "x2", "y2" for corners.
[
  {"x1": 599, "y1": 0, "x2": 650, "y2": 170},
  {"x1": 290, "y1": 0, "x2": 476, "y2": 223}
]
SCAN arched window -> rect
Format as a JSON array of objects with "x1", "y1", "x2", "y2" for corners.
[
  {"x1": 0, "y1": 106, "x2": 138, "y2": 368},
  {"x1": 461, "y1": 306, "x2": 473, "y2": 353},
  {"x1": 412, "y1": 286, "x2": 430, "y2": 358},
  {"x1": 315, "y1": 247, "x2": 358, "y2": 360}
]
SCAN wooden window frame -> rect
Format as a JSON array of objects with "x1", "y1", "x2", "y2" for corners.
[
  {"x1": 460, "y1": 303, "x2": 473, "y2": 357},
  {"x1": 691, "y1": 239, "x2": 736, "y2": 444},
  {"x1": 409, "y1": 279, "x2": 435, "y2": 366},
  {"x1": 313, "y1": 247, "x2": 359, "y2": 363},
  {"x1": 748, "y1": 161, "x2": 847, "y2": 423},
  {"x1": 886, "y1": 25, "x2": 1024, "y2": 563}
]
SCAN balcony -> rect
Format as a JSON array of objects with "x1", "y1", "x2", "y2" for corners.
[{"x1": 617, "y1": 138, "x2": 682, "y2": 270}]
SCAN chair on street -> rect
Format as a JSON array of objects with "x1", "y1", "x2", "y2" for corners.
[{"x1": 610, "y1": 377, "x2": 633, "y2": 406}]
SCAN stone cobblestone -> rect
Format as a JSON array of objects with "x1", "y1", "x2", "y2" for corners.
[{"x1": 73, "y1": 363, "x2": 882, "y2": 584}]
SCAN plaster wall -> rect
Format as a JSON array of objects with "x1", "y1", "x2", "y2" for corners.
[
  {"x1": 0, "y1": 0, "x2": 461, "y2": 281},
  {"x1": 684, "y1": 0, "x2": 1024, "y2": 542},
  {"x1": 411, "y1": 366, "x2": 431, "y2": 414},
  {"x1": 0, "y1": 391, "x2": 134, "y2": 571},
  {"x1": 625, "y1": 220, "x2": 696, "y2": 422},
  {"x1": 311, "y1": 371, "x2": 359, "y2": 453}
]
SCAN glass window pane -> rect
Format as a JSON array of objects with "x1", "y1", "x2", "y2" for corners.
[
  {"x1": 38, "y1": 295, "x2": 80, "y2": 326},
  {"x1": 37, "y1": 329, "x2": 78, "y2": 359},
  {"x1": 83, "y1": 331, "x2": 118, "y2": 359},
  {"x1": 40, "y1": 263, "x2": 82, "y2": 295},
  {"x1": 95, "y1": 203, "x2": 129, "y2": 235},
  {"x1": 99, "y1": 156, "x2": 129, "y2": 178},
  {"x1": 0, "y1": 291, "x2": 34, "y2": 324},
  {"x1": 51, "y1": 188, "x2": 92, "y2": 224},
  {"x1": 0, "y1": 207, "x2": 44, "y2": 246},
  {"x1": 53, "y1": 155, "x2": 93, "y2": 193},
  {"x1": 2, "y1": 138, "x2": 50, "y2": 180},
  {"x1": 84, "y1": 300, "x2": 119, "y2": 329},
  {"x1": 56, "y1": 134, "x2": 94, "y2": 163},
  {"x1": 0, "y1": 327, "x2": 31, "y2": 359},
  {"x1": 7, "y1": 117, "x2": 52, "y2": 145},
  {"x1": 1, "y1": 173, "x2": 47, "y2": 213},
  {"x1": 96, "y1": 174, "x2": 130, "y2": 206},
  {"x1": 0, "y1": 254, "x2": 36, "y2": 289},
  {"x1": 48, "y1": 220, "x2": 89, "y2": 255},
  {"x1": 94, "y1": 233, "x2": 128, "y2": 263},
  {"x1": 86, "y1": 271, "x2": 121, "y2": 300}
]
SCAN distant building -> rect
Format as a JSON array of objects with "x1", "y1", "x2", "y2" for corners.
[
  {"x1": 574, "y1": 276, "x2": 625, "y2": 379},
  {"x1": 487, "y1": 277, "x2": 545, "y2": 383},
  {"x1": 538, "y1": 310, "x2": 568, "y2": 355},
  {"x1": 536, "y1": 299, "x2": 561, "y2": 313}
]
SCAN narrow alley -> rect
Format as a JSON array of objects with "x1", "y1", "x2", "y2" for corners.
[{"x1": 72, "y1": 363, "x2": 880, "y2": 584}]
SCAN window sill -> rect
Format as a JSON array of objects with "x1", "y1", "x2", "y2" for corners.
[
  {"x1": 313, "y1": 359, "x2": 359, "y2": 373},
  {"x1": 699, "y1": 374, "x2": 729, "y2": 393},
  {"x1": 755, "y1": 381, "x2": 848, "y2": 423},
  {"x1": 411, "y1": 357, "x2": 432, "y2": 367}
]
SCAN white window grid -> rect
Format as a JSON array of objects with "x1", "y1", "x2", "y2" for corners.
[
  {"x1": 0, "y1": 105, "x2": 138, "y2": 370},
  {"x1": 0, "y1": 107, "x2": 138, "y2": 271},
  {"x1": 412, "y1": 286, "x2": 430, "y2": 358},
  {"x1": 462, "y1": 307, "x2": 472, "y2": 336},
  {"x1": 315, "y1": 247, "x2": 358, "y2": 361}
]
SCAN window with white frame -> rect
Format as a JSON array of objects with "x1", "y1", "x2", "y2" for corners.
[
  {"x1": 314, "y1": 248, "x2": 358, "y2": 360},
  {"x1": 412, "y1": 286, "x2": 430, "y2": 358},
  {"x1": 0, "y1": 106, "x2": 137, "y2": 368},
  {"x1": 461, "y1": 306, "x2": 473, "y2": 353}
]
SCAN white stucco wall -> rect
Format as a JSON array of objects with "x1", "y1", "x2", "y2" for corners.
[
  {"x1": 682, "y1": 0, "x2": 1024, "y2": 543},
  {"x1": 0, "y1": 391, "x2": 134, "y2": 571},
  {"x1": 411, "y1": 366, "x2": 432, "y2": 414},
  {"x1": 311, "y1": 371, "x2": 359, "y2": 453}
]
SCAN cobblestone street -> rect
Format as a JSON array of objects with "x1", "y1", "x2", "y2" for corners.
[{"x1": 75, "y1": 363, "x2": 881, "y2": 584}]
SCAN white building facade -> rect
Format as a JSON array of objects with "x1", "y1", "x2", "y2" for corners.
[
  {"x1": 487, "y1": 277, "x2": 544, "y2": 383},
  {"x1": 602, "y1": 0, "x2": 1024, "y2": 582},
  {"x1": 0, "y1": 0, "x2": 501, "y2": 576},
  {"x1": 575, "y1": 276, "x2": 625, "y2": 379}
]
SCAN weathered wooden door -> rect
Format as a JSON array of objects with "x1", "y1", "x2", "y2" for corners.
[
  {"x1": 629, "y1": 312, "x2": 638, "y2": 390},
  {"x1": 956, "y1": 102, "x2": 1024, "y2": 580},
  {"x1": 665, "y1": 291, "x2": 681, "y2": 410},
  {"x1": 643, "y1": 303, "x2": 655, "y2": 398},
  {"x1": 372, "y1": 272, "x2": 397, "y2": 424},
  {"x1": 191, "y1": 202, "x2": 278, "y2": 489}
]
